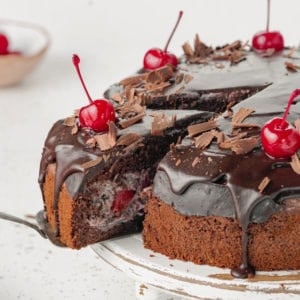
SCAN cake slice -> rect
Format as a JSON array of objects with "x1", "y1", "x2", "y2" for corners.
[{"x1": 143, "y1": 73, "x2": 300, "y2": 277}]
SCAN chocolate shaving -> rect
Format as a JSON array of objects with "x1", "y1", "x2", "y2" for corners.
[
  {"x1": 111, "y1": 93, "x2": 124, "y2": 104},
  {"x1": 194, "y1": 131, "x2": 216, "y2": 149},
  {"x1": 220, "y1": 40, "x2": 243, "y2": 52},
  {"x1": 232, "y1": 107, "x2": 255, "y2": 124},
  {"x1": 182, "y1": 41, "x2": 195, "y2": 58},
  {"x1": 223, "y1": 101, "x2": 236, "y2": 118},
  {"x1": 81, "y1": 157, "x2": 103, "y2": 170},
  {"x1": 116, "y1": 133, "x2": 142, "y2": 146},
  {"x1": 230, "y1": 136, "x2": 259, "y2": 155},
  {"x1": 194, "y1": 34, "x2": 213, "y2": 58},
  {"x1": 285, "y1": 61, "x2": 300, "y2": 72},
  {"x1": 211, "y1": 40, "x2": 246, "y2": 64},
  {"x1": 146, "y1": 65, "x2": 174, "y2": 84},
  {"x1": 125, "y1": 87, "x2": 135, "y2": 102},
  {"x1": 151, "y1": 113, "x2": 176, "y2": 136},
  {"x1": 188, "y1": 119, "x2": 217, "y2": 137},
  {"x1": 218, "y1": 132, "x2": 249, "y2": 149},
  {"x1": 94, "y1": 122, "x2": 117, "y2": 151},
  {"x1": 144, "y1": 81, "x2": 171, "y2": 92},
  {"x1": 64, "y1": 116, "x2": 76, "y2": 127},
  {"x1": 215, "y1": 131, "x2": 225, "y2": 144},
  {"x1": 86, "y1": 137, "x2": 97, "y2": 148},
  {"x1": 290, "y1": 154, "x2": 300, "y2": 175},
  {"x1": 71, "y1": 124, "x2": 79, "y2": 135},
  {"x1": 229, "y1": 50, "x2": 246, "y2": 65},
  {"x1": 258, "y1": 177, "x2": 271, "y2": 193},
  {"x1": 120, "y1": 73, "x2": 147, "y2": 86},
  {"x1": 182, "y1": 34, "x2": 213, "y2": 64},
  {"x1": 119, "y1": 112, "x2": 146, "y2": 129}
]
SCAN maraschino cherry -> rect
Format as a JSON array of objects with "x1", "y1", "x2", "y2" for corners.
[
  {"x1": 143, "y1": 11, "x2": 183, "y2": 70},
  {"x1": 72, "y1": 54, "x2": 116, "y2": 132},
  {"x1": 0, "y1": 33, "x2": 9, "y2": 55},
  {"x1": 252, "y1": 0, "x2": 284, "y2": 53},
  {"x1": 111, "y1": 189, "x2": 135, "y2": 215},
  {"x1": 261, "y1": 89, "x2": 300, "y2": 159}
]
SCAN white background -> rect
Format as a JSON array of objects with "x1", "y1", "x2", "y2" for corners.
[{"x1": 0, "y1": 0, "x2": 299, "y2": 299}]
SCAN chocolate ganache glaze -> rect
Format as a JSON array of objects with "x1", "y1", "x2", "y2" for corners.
[{"x1": 153, "y1": 73, "x2": 300, "y2": 278}]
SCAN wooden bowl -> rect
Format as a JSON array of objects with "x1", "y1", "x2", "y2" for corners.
[{"x1": 0, "y1": 19, "x2": 50, "y2": 87}]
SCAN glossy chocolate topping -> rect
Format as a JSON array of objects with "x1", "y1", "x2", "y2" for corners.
[{"x1": 153, "y1": 73, "x2": 300, "y2": 278}]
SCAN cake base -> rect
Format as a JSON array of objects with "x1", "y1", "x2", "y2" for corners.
[{"x1": 143, "y1": 197, "x2": 300, "y2": 272}]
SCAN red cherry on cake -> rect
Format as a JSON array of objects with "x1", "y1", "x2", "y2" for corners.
[
  {"x1": 261, "y1": 89, "x2": 300, "y2": 159},
  {"x1": 143, "y1": 11, "x2": 183, "y2": 70},
  {"x1": 252, "y1": 31, "x2": 284, "y2": 53},
  {"x1": 0, "y1": 33, "x2": 9, "y2": 55},
  {"x1": 72, "y1": 54, "x2": 116, "y2": 132},
  {"x1": 252, "y1": 0, "x2": 284, "y2": 53}
]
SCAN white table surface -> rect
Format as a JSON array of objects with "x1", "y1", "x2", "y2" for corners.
[{"x1": 0, "y1": 0, "x2": 300, "y2": 299}]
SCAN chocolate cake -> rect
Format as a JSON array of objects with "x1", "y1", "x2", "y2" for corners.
[
  {"x1": 39, "y1": 36, "x2": 300, "y2": 250},
  {"x1": 143, "y1": 72, "x2": 300, "y2": 278}
]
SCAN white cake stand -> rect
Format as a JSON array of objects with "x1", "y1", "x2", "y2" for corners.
[{"x1": 91, "y1": 233, "x2": 300, "y2": 300}]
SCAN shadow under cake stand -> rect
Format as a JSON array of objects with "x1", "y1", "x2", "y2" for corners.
[{"x1": 91, "y1": 233, "x2": 300, "y2": 300}]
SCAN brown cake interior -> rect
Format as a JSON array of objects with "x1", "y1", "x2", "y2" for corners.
[{"x1": 143, "y1": 196, "x2": 300, "y2": 271}]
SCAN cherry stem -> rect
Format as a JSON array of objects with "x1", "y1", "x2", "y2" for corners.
[
  {"x1": 266, "y1": 0, "x2": 270, "y2": 32},
  {"x1": 164, "y1": 10, "x2": 183, "y2": 52},
  {"x1": 72, "y1": 54, "x2": 93, "y2": 104},
  {"x1": 281, "y1": 89, "x2": 300, "y2": 127}
]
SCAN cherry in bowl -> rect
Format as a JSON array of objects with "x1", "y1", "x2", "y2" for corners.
[{"x1": 0, "y1": 20, "x2": 50, "y2": 87}]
